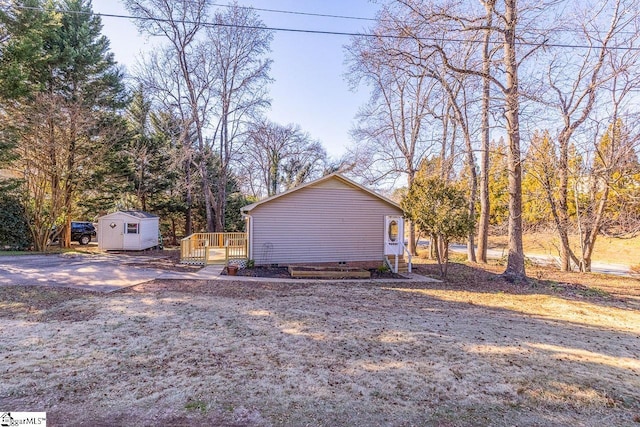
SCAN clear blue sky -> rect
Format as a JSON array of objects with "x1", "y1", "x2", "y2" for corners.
[{"x1": 92, "y1": 0, "x2": 381, "y2": 159}]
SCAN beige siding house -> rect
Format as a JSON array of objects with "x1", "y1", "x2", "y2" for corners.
[{"x1": 241, "y1": 173, "x2": 407, "y2": 267}]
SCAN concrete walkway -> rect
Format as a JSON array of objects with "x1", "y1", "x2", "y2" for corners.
[
  {"x1": 158, "y1": 267, "x2": 439, "y2": 285},
  {"x1": 0, "y1": 253, "x2": 439, "y2": 293},
  {"x1": 157, "y1": 264, "x2": 225, "y2": 280}
]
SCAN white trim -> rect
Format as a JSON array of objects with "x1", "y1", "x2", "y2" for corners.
[
  {"x1": 384, "y1": 215, "x2": 404, "y2": 256},
  {"x1": 241, "y1": 173, "x2": 401, "y2": 213},
  {"x1": 248, "y1": 215, "x2": 253, "y2": 260},
  {"x1": 99, "y1": 210, "x2": 158, "y2": 221},
  {"x1": 125, "y1": 222, "x2": 140, "y2": 234}
]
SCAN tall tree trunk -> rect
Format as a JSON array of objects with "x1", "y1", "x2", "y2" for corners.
[
  {"x1": 62, "y1": 105, "x2": 78, "y2": 249},
  {"x1": 407, "y1": 171, "x2": 417, "y2": 256},
  {"x1": 48, "y1": 103, "x2": 59, "y2": 251},
  {"x1": 216, "y1": 174, "x2": 227, "y2": 232},
  {"x1": 199, "y1": 159, "x2": 215, "y2": 231},
  {"x1": 477, "y1": 0, "x2": 494, "y2": 264},
  {"x1": 465, "y1": 141, "x2": 477, "y2": 263},
  {"x1": 557, "y1": 128, "x2": 572, "y2": 271},
  {"x1": 184, "y1": 154, "x2": 193, "y2": 237},
  {"x1": 177, "y1": 40, "x2": 215, "y2": 232},
  {"x1": 502, "y1": 0, "x2": 526, "y2": 280},
  {"x1": 545, "y1": 1, "x2": 619, "y2": 272},
  {"x1": 579, "y1": 180, "x2": 609, "y2": 272},
  {"x1": 438, "y1": 73, "x2": 477, "y2": 263},
  {"x1": 195, "y1": 124, "x2": 214, "y2": 233},
  {"x1": 216, "y1": 106, "x2": 229, "y2": 232},
  {"x1": 440, "y1": 106, "x2": 450, "y2": 179}
]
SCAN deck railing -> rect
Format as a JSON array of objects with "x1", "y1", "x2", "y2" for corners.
[
  {"x1": 401, "y1": 239, "x2": 412, "y2": 273},
  {"x1": 384, "y1": 240, "x2": 412, "y2": 274},
  {"x1": 180, "y1": 232, "x2": 247, "y2": 265}
]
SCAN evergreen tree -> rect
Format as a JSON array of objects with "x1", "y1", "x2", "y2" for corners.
[
  {"x1": 0, "y1": 0, "x2": 127, "y2": 250},
  {"x1": 0, "y1": 181, "x2": 31, "y2": 250},
  {"x1": 523, "y1": 130, "x2": 557, "y2": 228},
  {"x1": 0, "y1": 0, "x2": 60, "y2": 99},
  {"x1": 487, "y1": 138, "x2": 509, "y2": 227},
  {"x1": 402, "y1": 168, "x2": 475, "y2": 278},
  {"x1": 97, "y1": 88, "x2": 175, "y2": 212}
]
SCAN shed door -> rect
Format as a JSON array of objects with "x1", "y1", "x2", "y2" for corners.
[
  {"x1": 384, "y1": 215, "x2": 403, "y2": 256},
  {"x1": 103, "y1": 219, "x2": 124, "y2": 249}
]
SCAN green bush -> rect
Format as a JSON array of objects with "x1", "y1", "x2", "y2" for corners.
[
  {"x1": 0, "y1": 193, "x2": 31, "y2": 250},
  {"x1": 377, "y1": 263, "x2": 390, "y2": 273}
]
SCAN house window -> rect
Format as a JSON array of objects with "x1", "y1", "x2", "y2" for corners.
[
  {"x1": 126, "y1": 223, "x2": 139, "y2": 234},
  {"x1": 388, "y1": 220, "x2": 398, "y2": 242}
]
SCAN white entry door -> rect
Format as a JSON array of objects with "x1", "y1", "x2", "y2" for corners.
[
  {"x1": 102, "y1": 219, "x2": 124, "y2": 250},
  {"x1": 384, "y1": 215, "x2": 404, "y2": 255}
]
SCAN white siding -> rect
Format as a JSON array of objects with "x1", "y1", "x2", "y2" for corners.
[
  {"x1": 97, "y1": 212, "x2": 158, "y2": 250},
  {"x1": 249, "y1": 177, "x2": 403, "y2": 265},
  {"x1": 122, "y1": 221, "x2": 141, "y2": 250},
  {"x1": 139, "y1": 218, "x2": 159, "y2": 250}
]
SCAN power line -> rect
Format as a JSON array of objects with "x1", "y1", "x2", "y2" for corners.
[
  {"x1": 6, "y1": 4, "x2": 640, "y2": 51},
  {"x1": 98, "y1": 10, "x2": 376, "y2": 38},
  {"x1": 211, "y1": 2, "x2": 377, "y2": 23},
  {"x1": 212, "y1": 2, "x2": 640, "y2": 39}
]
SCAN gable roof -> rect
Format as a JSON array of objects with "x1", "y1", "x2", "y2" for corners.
[
  {"x1": 241, "y1": 172, "x2": 401, "y2": 213},
  {"x1": 121, "y1": 210, "x2": 158, "y2": 219},
  {"x1": 99, "y1": 210, "x2": 158, "y2": 220}
]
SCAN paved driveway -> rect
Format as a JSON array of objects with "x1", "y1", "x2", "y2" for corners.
[{"x1": 0, "y1": 253, "x2": 174, "y2": 292}]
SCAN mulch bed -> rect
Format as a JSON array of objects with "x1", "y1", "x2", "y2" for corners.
[
  {"x1": 232, "y1": 266, "x2": 291, "y2": 278},
  {"x1": 223, "y1": 266, "x2": 407, "y2": 280}
]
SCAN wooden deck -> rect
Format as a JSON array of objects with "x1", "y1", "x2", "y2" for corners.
[{"x1": 180, "y1": 232, "x2": 247, "y2": 265}]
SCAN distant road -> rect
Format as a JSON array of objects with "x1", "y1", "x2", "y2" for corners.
[{"x1": 417, "y1": 240, "x2": 636, "y2": 278}]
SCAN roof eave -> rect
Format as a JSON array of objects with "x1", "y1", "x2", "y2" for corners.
[{"x1": 240, "y1": 172, "x2": 402, "y2": 213}]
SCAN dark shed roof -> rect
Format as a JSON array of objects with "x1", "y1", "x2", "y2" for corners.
[{"x1": 120, "y1": 210, "x2": 158, "y2": 219}]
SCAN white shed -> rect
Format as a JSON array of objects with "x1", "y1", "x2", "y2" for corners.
[{"x1": 98, "y1": 210, "x2": 160, "y2": 251}]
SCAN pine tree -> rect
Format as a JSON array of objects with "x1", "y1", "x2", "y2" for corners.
[{"x1": 0, "y1": 0, "x2": 127, "y2": 250}]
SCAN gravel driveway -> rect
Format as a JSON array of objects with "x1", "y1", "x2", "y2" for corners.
[{"x1": 0, "y1": 252, "x2": 175, "y2": 292}]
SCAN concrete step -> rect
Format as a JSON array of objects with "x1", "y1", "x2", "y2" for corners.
[{"x1": 387, "y1": 256, "x2": 409, "y2": 273}]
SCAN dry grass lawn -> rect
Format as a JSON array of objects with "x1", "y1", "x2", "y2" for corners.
[
  {"x1": 1, "y1": 261, "x2": 639, "y2": 426},
  {"x1": 488, "y1": 232, "x2": 640, "y2": 266}
]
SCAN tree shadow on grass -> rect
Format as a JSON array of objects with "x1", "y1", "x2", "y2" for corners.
[
  {"x1": 4, "y1": 276, "x2": 639, "y2": 427},
  {"x1": 411, "y1": 260, "x2": 640, "y2": 311}
]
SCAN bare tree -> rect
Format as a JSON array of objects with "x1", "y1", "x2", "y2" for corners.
[
  {"x1": 499, "y1": 0, "x2": 526, "y2": 279},
  {"x1": 579, "y1": 115, "x2": 639, "y2": 271},
  {"x1": 391, "y1": 0, "x2": 557, "y2": 280},
  {"x1": 126, "y1": 0, "x2": 214, "y2": 233},
  {"x1": 477, "y1": 0, "x2": 497, "y2": 263},
  {"x1": 207, "y1": 4, "x2": 273, "y2": 231},
  {"x1": 345, "y1": 5, "x2": 445, "y2": 255},
  {"x1": 127, "y1": 0, "x2": 272, "y2": 232},
  {"x1": 239, "y1": 119, "x2": 327, "y2": 198},
  {"x1": 1, "y1": 0, "x2": 126, "y2": 249},
  {"x1": 534, "y1": 0, "x2": 640, "y2": 271},
  {"x1": 426, "y1": 53, "x2": 481, "y2": 262},
  {"x1": 10, "y1": 94, "x2": 69, "y2": 250}
]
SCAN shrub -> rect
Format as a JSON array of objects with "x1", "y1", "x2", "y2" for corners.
[{"x1": 0, "y1": 190, "x2": 31, "y2": 250}]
